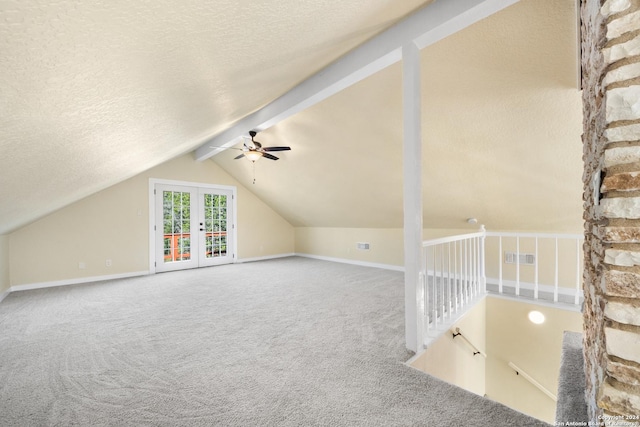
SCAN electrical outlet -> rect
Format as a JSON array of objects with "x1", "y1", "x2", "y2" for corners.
[
  {"x1": 105, "y1": 259, "x2": 112, "y2": 267},
  {"x1": 356, "y1": 242, "x2": 370, "y2": 250},
  {"x1": 78, "y1": 262, "x2": 86, "y2": 270}
]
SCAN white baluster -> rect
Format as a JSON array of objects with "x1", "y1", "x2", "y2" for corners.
[
  {"x1": 554, "y1": 238, "x2": 559, "y2": 303},
  {"x1": 516, "y1": 236, "x2": 520, "y2": 297}
]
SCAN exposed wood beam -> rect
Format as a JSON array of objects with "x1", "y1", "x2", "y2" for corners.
[{"x1": 194, "y1": 0, "x2": 520, "y2": 161}]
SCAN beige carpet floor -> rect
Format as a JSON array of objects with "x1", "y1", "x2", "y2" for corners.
[{"x1": 0, "y1": 256, "x2": 548, "y2": 426}]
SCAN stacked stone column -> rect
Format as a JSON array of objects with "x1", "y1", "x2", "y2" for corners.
[{"x1": 582, "y1": 0, "x2": 640, "y2": 421}]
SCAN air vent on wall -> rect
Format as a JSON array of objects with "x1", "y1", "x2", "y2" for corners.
[{"x1": 504, "y1": 252, "x2": 535, "y2": 265}]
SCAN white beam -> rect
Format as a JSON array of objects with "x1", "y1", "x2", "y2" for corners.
[
  {"x1": 402, "y1": 41, "x2": 424, "y2": 353},
  {"x1": 194, "y1": 0, "x2": 519, "y2": 161}
]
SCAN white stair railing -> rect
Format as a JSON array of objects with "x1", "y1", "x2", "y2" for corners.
[
  {"x1": 420, "y1": 228, "x2": 584, "y2": 345},
  {"x1": 422, "y1": 227, "x2": 486, "y2": 344},
  {"x1": 485, "y1": 232, "x2": 584, "y2": 306}
]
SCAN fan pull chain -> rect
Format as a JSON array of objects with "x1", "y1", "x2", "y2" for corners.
[{"x1": 252, "y1": 161, "x2": 256, "y2": 184}]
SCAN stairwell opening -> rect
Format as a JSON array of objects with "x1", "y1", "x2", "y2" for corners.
[{"x1": 409, "y1": 295, "x2": 583, "y2": 424}]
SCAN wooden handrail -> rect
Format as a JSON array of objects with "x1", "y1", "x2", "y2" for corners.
[
  {"x1": 508, "y1": 362, "x2": 557, "y2": 401},
  {"x1": 451, "y1": 327, "x2": 486, "y2": 358}
]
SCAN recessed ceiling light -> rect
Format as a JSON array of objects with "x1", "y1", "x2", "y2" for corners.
[{"x1": 528, "y1": 310, "x2": 545, "y2": 324}]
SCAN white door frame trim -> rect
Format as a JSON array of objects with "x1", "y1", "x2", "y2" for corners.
[{"x1": 148, "y1": 178, "x2": 238, "y2": 274}]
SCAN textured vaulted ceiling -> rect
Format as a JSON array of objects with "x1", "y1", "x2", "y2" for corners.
[
  {"x1": 0, "y1": 0, "x2": 432, "y2": 234},
  {"x1": 211, "y1": 0, "x2": 583, "y2": 232},
  {"x1": 1, "y1": 0, "x2": 582, "y2": 236}
]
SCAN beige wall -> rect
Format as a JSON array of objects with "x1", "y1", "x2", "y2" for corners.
[
  {"x1": 294, "y1": 227, "x2": 584, "y2": 280},
  {"x1": 294, "y1": 228, "x2": 404, "y2": 267},
  {"x1": 0, "y1": 235, "x2": 9, "y2": 294},
  {"x1": 410, "y1": 298, "x2": 486, "y2": 396},
  {"x1": 485, "y1": 296, "x2": 583, "y2": 423},
  {"x1": 9, "y1": 154, "x2": 294, "y2": 286},
  {"x1": 294, "y1": 227, "x2": 475, "y2": 268}
]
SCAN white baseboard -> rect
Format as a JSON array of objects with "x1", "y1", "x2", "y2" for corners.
[
  {"x1": 236, "y1": 253, "x2": 296, "y2": 264},
  {"x1": 10, "y1": 271, "x2": 150, "y2": 293},
  {"x1": 295, "y1": 253, "x2": 404, "y2": 272}
]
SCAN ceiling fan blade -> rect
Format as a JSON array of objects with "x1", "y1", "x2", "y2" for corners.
[
  {"x1": 252, "y1": 140, "x2": 262, "y2": 149},
  {"x1": 262, "y1": 153, "x2": 279, "y2": 161},
  {"x1": 263, "y1": 146, "x2": 291, "y2": 152},
  {"x1": 234, "y1": 153, "x2": 245, "y2": 160}
]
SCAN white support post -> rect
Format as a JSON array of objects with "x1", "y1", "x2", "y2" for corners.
[{"x1": 402, "y1": 41, "x2": 424, "y2": 353}]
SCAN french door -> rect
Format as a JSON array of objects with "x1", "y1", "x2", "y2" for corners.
[{"x1": 154, "y1": 183, "x2": 234, "y2": 272}]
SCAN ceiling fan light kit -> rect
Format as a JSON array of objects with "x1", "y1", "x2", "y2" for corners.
[
  {"x1": 210, "y1": 131, "x2": 292, "y2": 183},
  {"x1": 229, "y1": 130, "x2": 292, "y2": 163},
  {"x1": 222, "y1": 131, "x2": 293, "y2": 184},
  {"x1": 244, "y1": 150, "x2": 264, "y2": 162}
]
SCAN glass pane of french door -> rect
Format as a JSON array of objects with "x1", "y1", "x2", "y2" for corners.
[
  {"x1": 164, "y1": 191, "x2": 192, "y2": 262},
  {"x1": 199, "y1": 189, "x2": 233, "y2": 267},
  {"x1": 155, "y1": 185, "x2": 199, "y2": 272}
]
